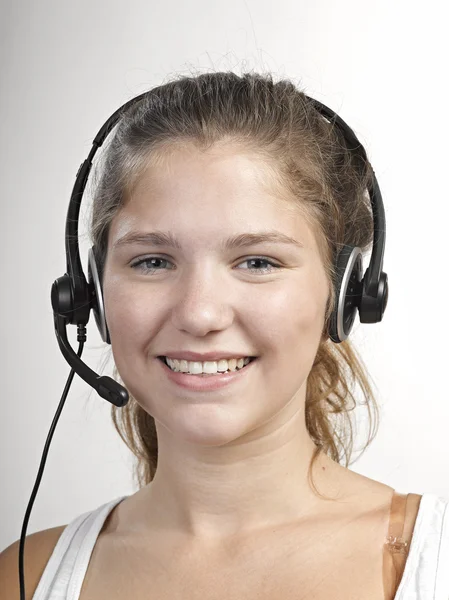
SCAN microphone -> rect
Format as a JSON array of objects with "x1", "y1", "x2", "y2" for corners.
[
  {"x1": 53, "y1": 313, "x2": 128, "y2": 407},
  {"x1": 51, "y1": 276, "x2": 129, "y2": 407}
]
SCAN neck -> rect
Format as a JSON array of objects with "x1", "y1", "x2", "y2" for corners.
[{"x1": 130, "y1": 405, "x2": 346, "y2": 542}]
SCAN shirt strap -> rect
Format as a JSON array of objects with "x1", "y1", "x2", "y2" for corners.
[
  {"x1": 382, "y1": 491, "x2": 422, "y2": 599},
  {"x1": 382, "y1": 491, "x2": 409, "y2": 598}
]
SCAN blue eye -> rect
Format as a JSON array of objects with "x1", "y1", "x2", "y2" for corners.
[
  {"x1": 238, "y1": 258, "x2": 280, "y2": 274},
  {"x1": 130, "y1": 256, "x2": 281, "y2": 275},
  {"x1": 131, "y1": 257, "x2": 173, "y2": 273}
]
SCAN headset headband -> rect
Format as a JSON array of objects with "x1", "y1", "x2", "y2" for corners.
[{"x1": 51, "y1": 89, "x2": 388, "y2": 408}]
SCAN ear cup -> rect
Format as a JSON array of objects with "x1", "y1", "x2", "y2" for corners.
[
  {"x1": 359, "y1": 270, "x2": 389, "y2": 324},
  {"x1": 88, "y1": 247, "x2": 110, "y2": 344},
  {"x1": 328, "y1": 245, "x2": 363, "y2": 343}
]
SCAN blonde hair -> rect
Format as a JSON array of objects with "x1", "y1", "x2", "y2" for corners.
[{"x1": 90, "y1": 71, "x2": 379, "y2": 493}]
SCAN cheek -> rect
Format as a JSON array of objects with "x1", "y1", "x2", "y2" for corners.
[
  {"x1": 103, "y1": 275, "x2": 132, "y2": 337},
  {"x1": 102, "y1": 274, "x2": 161, "y2": 350},
  {"x1": 250, "y1": 269, "x2": 328, "y2": 407},
  {"x1": 102, "y1": 275, "x2": 162, "y2": 398},
  {"x1": 290, "y1": 273, "x2": 329, "y2": 361},
  {"x1": 252, "y1": 271, "x2": 328, "y2": 348}
]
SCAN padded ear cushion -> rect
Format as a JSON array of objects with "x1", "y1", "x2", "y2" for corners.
[
  {"x1": 328, "y1": 245, "x2": 363, "y2": 343},
  {"x1": 88, "y1": 247, "x2": 110, "y2": 344}
]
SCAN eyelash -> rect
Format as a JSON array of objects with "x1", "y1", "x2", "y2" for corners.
[{"x1": 130, "y1": 256, "x2": 281, "y2": 275}]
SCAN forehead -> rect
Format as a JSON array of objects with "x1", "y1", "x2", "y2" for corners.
[{"x1": 109, "y1": 144, "x2": 321, "y2": 252}]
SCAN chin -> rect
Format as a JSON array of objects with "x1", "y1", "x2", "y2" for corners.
[{"x1": 156, "y1": 405, "x2": 258, "y2": 447}]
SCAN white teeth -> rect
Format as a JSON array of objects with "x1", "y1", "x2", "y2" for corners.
[{"x1": 165, "y1": 357, "x2": 251, "y2": 374}]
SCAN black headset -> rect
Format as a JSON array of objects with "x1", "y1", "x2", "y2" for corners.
[
  {"x1": 50, "y1": 91, "x2": 388, "y2": 409},
  {"x1": 19, "y1": 89, "x2": 388, "y2": 600}
]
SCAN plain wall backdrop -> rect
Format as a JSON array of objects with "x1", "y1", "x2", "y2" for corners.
[{"x1": 1, "y1": 0, "x2": 448, "y2": 550}]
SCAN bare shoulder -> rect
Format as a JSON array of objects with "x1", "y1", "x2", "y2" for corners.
[{"x1": 0, "y1": 525, "x2": 67, "y2": 600}]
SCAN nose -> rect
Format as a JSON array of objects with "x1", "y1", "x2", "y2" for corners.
[{"x1": 169, "y1": 265, "x2": 234, "y2": 336}]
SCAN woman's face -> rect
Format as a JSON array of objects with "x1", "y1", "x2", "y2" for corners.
[{"x1": 103, "y1": 144, "x2": 329, "y2": 446}]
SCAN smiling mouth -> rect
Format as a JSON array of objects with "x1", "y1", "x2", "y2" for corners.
[{"x1": 157, "y1": 356, "x2": 257, "y2": 375}]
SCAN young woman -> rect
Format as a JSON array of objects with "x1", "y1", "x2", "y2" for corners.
[{"x1": 1, "y1": 72, "x2": 448, "y2": 600}]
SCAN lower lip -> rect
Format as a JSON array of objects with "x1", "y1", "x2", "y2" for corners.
[{"x1": 157, "y1": 358, "x2": 257, "y2": 391}]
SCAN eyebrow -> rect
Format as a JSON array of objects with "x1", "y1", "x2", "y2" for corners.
[{"x1": 112, "y1": 230, "x2": 304, "y2": 251}]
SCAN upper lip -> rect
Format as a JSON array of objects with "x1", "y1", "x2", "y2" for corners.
[{"x1": 158, "y1": 351, "x2": 255, "y2": 361}]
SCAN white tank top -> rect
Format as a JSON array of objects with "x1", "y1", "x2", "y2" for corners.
[{"x1": 32, "y1": 493, "x2": 449, "y2": 600}]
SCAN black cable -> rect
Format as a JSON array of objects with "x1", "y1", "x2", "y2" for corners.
[{"x1": 18, "y1": 338, "x2": 85, "y2": 600}]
